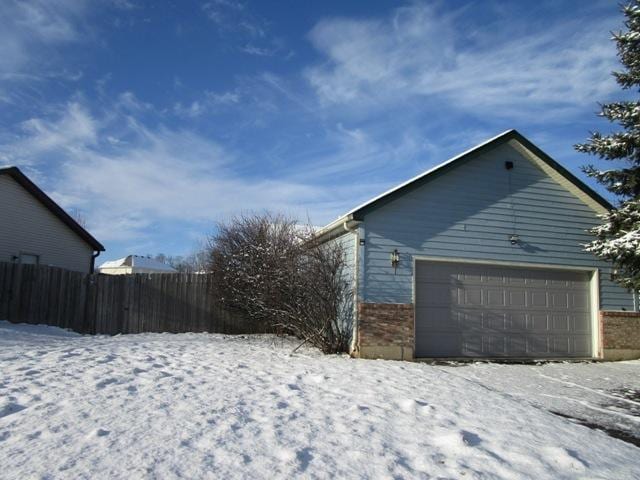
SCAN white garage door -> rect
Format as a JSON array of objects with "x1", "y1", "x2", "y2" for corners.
[{"x1": 415, "y1": 261, "x2": 593, "y2": 358}]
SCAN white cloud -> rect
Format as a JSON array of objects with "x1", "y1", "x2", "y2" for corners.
[
  {"x1": 202, "y1": 0, "x2": 265, "y2": 38},
  {"x1": 173, "y1": 90, "x2": 241, "y2": 118},
  {"x1": 17, "y1": 102, "x2": 97, "y2": 156},
  {"x1": 173, "y1": 101, "x2": 206, "y2": 118},
  {"x1": 240, "y1": 44, "x2": 276, "y2": 57},
  {"x1": 206, "y1": 90, "x2": 241, "y2": 105},
  {"x1": 5, "y1": 98, "x2": 335, "y2": 242},
  {"x1": 0, "y1": 0, "x2": 87, "y2": 77},
  {"x1": 305, "y1": 2, "x2": 620, "y2": 117}
]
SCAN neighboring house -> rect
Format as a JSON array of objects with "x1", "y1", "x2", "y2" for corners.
[
  {"x1": 317, "y1": 130, "x2": 640, "y2": 361},
  {"x1": 98, "y1": 255, "x2": 177, "y2": 275},
  {"x1": 0, "y1": 166, "x2": 105, "y2": 273}
]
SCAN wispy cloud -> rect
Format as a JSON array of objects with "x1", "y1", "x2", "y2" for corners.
[
  {"x1": 173, "y1": 89, "x2": 241, "y2": 118},
  {"x1": 0, "y1": 0, "x2": 135, "y2": 104},
  {"x1": 240, "y1": 44, "x2": 277, "y2": 57},
  {"x1": 17, "y1": 101, "x2": 98, "y2": 156},
  {"x1": 0, "y1": 0, "x2": 86, "y2": 82},
  {"x1": 305, "y1": 2, "x2": 620, "y2": 118},
  {"x1": 200, "y1": 0, "x2": 292, "y2": 58},
  {"x1": 202, "y1": 0, "x2": 266, "y2": 38},
  {"x1": 2, "y1": 96, "x2": 340, "y2": 245}
]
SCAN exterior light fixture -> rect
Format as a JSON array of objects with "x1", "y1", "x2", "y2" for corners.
[
  {"x1": 509, "y1": 234, "x2": 519, "y2": 245},
  {"x1": 390, "y1": 249, "x2": 400, "y2": 272}
]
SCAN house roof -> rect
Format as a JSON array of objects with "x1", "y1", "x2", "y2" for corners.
[
  {"x1": 317, "y1": 129, "x2": 612, "y2": 240},
  {"x1": 0, "y1": 166, "x2": 105, "y2": 251},
  {"x1": 99, "y1": 255, "x2": 177, "y2": 272}
]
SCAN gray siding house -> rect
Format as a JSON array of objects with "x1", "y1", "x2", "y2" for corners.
[
  {"x1": 0, "y1": 167, "x2": 104, "y2": 273},
  {"x1": 317, "y1": 130, "x2": 638, "y2": 361}
]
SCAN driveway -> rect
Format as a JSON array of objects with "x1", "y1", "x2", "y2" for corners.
[{"x1": 438, "y1": 360, "x2": 640, "y2": 447}]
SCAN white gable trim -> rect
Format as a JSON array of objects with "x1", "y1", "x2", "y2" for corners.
[{"x1": 508, "y1": 139, "x2": 609, "y2": 215}]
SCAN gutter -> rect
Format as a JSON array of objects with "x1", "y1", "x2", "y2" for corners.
[
  {"x1": 90, "y1": 250, "x2": 101, "y2": 274},
  {"x1": 314, "y1": 214, "x2": 361, "y2": 244}
]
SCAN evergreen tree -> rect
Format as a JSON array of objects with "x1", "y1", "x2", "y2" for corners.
[{"x1": 576, "y1": 1, "x2": 640, "y2": 290}]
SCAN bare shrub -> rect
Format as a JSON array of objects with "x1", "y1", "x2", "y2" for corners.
[
  {"x1": 208, "y1": 213, "x2": 353, "y2": 353},
  {"x1": 281, "y1": 232, "x2": 354, "y2": 353}
]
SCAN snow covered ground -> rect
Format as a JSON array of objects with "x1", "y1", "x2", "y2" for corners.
[
  {"x1": 1, "y1": 321, "x2": 639, "y2": 479},
  {"x1": 447, "y1": 360, "x2": 640, "y2": 447}
]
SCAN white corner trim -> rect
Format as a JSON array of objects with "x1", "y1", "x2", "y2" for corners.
[{"x1": 508, "y1": 139, "x2": 608, "y2": 215}]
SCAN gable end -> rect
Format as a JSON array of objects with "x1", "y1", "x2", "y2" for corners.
[{"x1": 0, "y1": 167, "x2": 104, "y2": 251}]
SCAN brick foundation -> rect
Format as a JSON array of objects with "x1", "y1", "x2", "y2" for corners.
[
  {"x1": 354, "y1": 307, "x2": 640, "y2": 362},
  {"x1": 601, "y1": 311, "x2": 640, "y2": 361},
  {"x1": 357, "y1": 303, "x2": 414, "y2": 361}
]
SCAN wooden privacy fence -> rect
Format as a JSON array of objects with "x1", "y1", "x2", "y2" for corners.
[{"x1": 0, "y1": 262, "x2": 262, "y2": 335}]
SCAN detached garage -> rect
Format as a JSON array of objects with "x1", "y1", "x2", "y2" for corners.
[{"x1": 316, "y1": 130, "x2": 640, "y2": 361}]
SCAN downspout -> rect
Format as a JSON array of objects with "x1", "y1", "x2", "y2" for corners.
[
  {"x1": 343, "y1": 220, "x2": 360, "y2": 356},
  {"x1": 90, "y1": 250, "x2": 101, "y2": 274}
]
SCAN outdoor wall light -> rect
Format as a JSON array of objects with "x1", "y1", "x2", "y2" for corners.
[
  {"x1": 509, "y1": 234, "x2": 519, "y2": 245},
  {"x1": 390, "y1": 249, "x2": 400, "y2": 271}
]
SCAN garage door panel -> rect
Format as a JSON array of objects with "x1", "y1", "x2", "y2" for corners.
[
  {"x1": 528, "y1": 313, "x2": 548, "y2": 331},
  {"x1": 551, "y1": 336, "x2": 570, "y2": 355},
  {"x1": 462, "y1": 288, "x2": 482, "y2": 306},
  {"x1": 573, "y1": 315, "x2": 591, "y2": 333},
  {"x1": 415, "y1": 261, "x2": 593, "y2": 358},
  {"x1": 415, "y1": 283, "x2": 454, "y2": 307},
  {"x1": 415, "y1": 306, "x2": 459, "y2": 332},
  {"x1": 485, "y1": 289, "x2": 505, "y2": 306},
  {"x1": 483, "y1": 273, "x2": 505, "y2": 286},
  {"x1": 415, "y1": 262, "x2": 458, "y2": 282},
  {"x1": 507, "y1": 313, "x2": 527, "y2": 330},
  {"x1": 419, "y1": 334, "x2": 461, "y2": 356},
  {"x1": 550, "y1": 292, "x2": 569, "y2": 309},
  {"x1": 573, "y1": 335, "x2": 592, "y2": 356},
  {"x1": 571, "y1": 292, "x2": 589, "y2": 309},
  {"x1": 526, "y1": 277, "x2": 548, "y2": 287},
  {"x1": 461, "y1": 311, "x2": 483, "y2": 330},
  {"x1": 527, "y1": 335, "x2": 549, "y2": 354},
  {"x1": 507, "y1": 335, "x2": 527, "y2": 355},
  {"x1": 485, "y1": 313, "x2": 506, "y2": 331},
  {"x1": 551, "y1": 315, "x2": 570, "y2": 331},
  {"x1": 508, "y1": 290, "x2": 526, "y2": 308},
  {"x1": 507, "y1": 276, "x2": 527, "y2": 286},
  {"x1": 529, "y1": 291, "x2": 548, "y2": 308},
  {"x1": 483, "y1": 335, "x2": 507, "y2": 355}
]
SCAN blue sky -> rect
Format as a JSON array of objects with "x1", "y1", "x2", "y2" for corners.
[{"x1": 0, "y1": 0, "x2": 628, "y2": 260}]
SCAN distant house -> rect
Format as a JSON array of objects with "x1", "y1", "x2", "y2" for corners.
[
  {"x1": 98, "y1": 255, "x2": 177, "y2": 275},
  {"x1": 0, "y1": 166, "x2": 105, "y2": 273}
]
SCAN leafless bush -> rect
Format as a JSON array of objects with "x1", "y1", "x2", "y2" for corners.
[
  {"x1": 281, "y1": 232, "x2": 354, "y2": 353},
  {"x1": 208, "y1": 213, "x2": 353, "y2": 353}
]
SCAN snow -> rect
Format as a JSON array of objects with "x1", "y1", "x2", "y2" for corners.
[
  {"x1": 98, "y1": 255, "x2": 177, "y2": 272},
  {"x1": 1, "y1": 321, "x2": 639, "y2": 479},
  {"x1": 445, "y1": 362, "x2": 640, "y2": 447}
]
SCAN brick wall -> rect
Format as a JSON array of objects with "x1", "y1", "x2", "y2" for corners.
[
  {"x1": 357, "y1": 303, "x2": 414, "y2": 360},
  {"x1": 601, "y1": 311, "x2": 640, "y2": 361}
]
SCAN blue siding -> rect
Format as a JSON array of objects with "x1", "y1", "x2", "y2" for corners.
[
  {"x1": 361, "y1": 143, "x2": 634, "y2": 311},
  {"x1": 325, "y1": 231, "x2": 357, "y2": 338},
  {"x1": 326, "y1": 230, "x2": 356, "y2": 286}
]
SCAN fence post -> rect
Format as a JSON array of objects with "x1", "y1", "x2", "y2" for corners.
[{"x1": 8, "y1": 263, "x2": 22, "y2": 323}]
